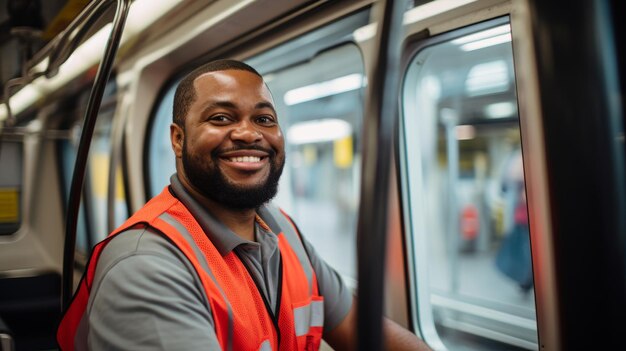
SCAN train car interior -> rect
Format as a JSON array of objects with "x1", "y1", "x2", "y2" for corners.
[{"x1": 0, "y1": 0, "x2": 624, "y2": 350}]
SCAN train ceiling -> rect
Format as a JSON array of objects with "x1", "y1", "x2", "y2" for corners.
[{"x1": 0, "y1": 0, "x2": 91, "y2": 94}]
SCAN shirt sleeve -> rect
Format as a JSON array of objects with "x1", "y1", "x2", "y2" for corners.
[
  {"x1": 86, "y1": 227, "x2": 222, "y2": 350},
  {"x1": 299, "y1": 233, "x2": 354, "y2": 333}
]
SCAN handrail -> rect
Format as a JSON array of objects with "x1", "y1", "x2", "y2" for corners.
[
  {"x1": 2, "y1": 0, "x2": 119, "y2": 128},
  {"x1": 62, "y1": 0, "x2": 132, "y2": 311},
  {"x1": 44, "y1": 0, "x2": 116, "y2": 79},
  {"x1": 356, "y1": 0, "x2": 407, "y2": 350},
  {"x1": 26, "y1": 0, "x2": 110, "y2": 78}
]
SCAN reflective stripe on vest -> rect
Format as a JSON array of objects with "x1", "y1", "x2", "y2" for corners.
[
  {"x1": 159, "y1": 212, "x2": 235, "y2": 351},
  {"x1": 293, "y1": 299, "x2": 324, "y2": 336},
  {"x1": 57, "y1": 187, "x2": 324, "y2": 350},
  {"x1": 259, "y1": 339, "x2": 272, "y2": 351}
]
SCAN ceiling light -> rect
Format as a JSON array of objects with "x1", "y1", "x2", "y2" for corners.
[
  {"x1": 287, "y1": 119, "x2": 352, "y2": 144},
  {"x1": 284, "y1": 74, "x2": 364, "y2": 106},
  {"x1": 404, "y1": 0, "x2": 477, "y2": 25},
  {"x1": 460, "y1": 33, "x2": 511, "y2": 51},
  {"x1": 1, "y1": 0, "x2": 226, "y2": 121},
  {"x1": 485, "y1": 101, "x2": 516, "y2": 118},
  {"x1": 465, "y1": 60, "x2": 509, "y2": 96}
]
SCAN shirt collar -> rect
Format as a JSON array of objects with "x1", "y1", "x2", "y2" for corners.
[{"x1": 169, "y1": 174, "x2": 260, "y2": 256}]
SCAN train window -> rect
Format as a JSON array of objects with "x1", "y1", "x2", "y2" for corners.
[
  {"x1": 58, "y1": 81, "x2": 125, "y2": 255},
  {"x1": 0, "y1": 140, "x2": 23, "y2": 235},
  {"x1": 400, "y1": 18, "x2": 538, "y2": 350},
  {"x1": 251, "y1": 43, "x2": 365, "y2": 284},
  {"x1": 147, "y1": 11, "x2": 369, "y2": 286},
  {"x1": 59, "y1": 136, "x2": 92, "y2": 254},
  {"x1": 147, "y1": 86, "x2": 176, "y2": 196},
  {"x1": 87, "y1": 104, "x2": 128, "y2": 241}
]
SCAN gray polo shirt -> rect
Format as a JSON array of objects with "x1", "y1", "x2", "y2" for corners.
[{"x1": 85, "y1": 175, "x2": 352, "y2": 350}]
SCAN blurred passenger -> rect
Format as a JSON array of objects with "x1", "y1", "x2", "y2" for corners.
[
  {"x1": 56, "y1": 60, "x2": 430, "y2": 350},
  {"x1": 495, "y1": 149, "x2": 533, "y2": 293}
]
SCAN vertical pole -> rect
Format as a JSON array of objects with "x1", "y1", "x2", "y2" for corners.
[
  {"x1": 62, "y1": 0, "x2": 131, "y2": 310},
  {"x1": 356, "y1": 0, "x2": 408, "y2": 349}
]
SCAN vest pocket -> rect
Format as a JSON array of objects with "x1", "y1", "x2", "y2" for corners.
[{"x1": 292, "y1": 296, "x2": 324, "y2": 350}]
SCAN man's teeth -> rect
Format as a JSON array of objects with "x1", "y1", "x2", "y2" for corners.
[{"x1": 229, "y1": 156, "x2": 261, "y2": 163}]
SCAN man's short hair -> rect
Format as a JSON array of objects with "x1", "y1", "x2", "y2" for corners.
[{"x1": 172, "y1": 59, "x2": 262, "y2": 127}]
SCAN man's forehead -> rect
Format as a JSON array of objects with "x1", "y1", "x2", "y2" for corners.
[
  {"x1": 192, "y1": 70, "x2": 274, "y2": 103},
  {"x1": 193, "y1": 69, "x2": 262, "y2": 87}
]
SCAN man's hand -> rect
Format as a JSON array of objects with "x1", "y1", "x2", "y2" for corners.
[{"x1": 324, "y1": 298, "x2": 432, "y2": 350}]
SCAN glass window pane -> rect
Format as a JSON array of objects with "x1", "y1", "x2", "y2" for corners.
[
  {"x1": 401, "y1": 19, "x2": 538, "y2": 350},
  {"x1": 148, "y1": 87, "x2": 176, "y2": 196},
  {"x1": 255, "y1": 44, "x2": 365, "y2": 283},
  {"x1": 88, "y1": 107, "x2": 128, "y2": 241},
  {"x1": 59, "y1": 138, "x2": 91, "y2": 253},
  {"x1": 58, "y1": 81, "x2": 125, "y2": 254}
]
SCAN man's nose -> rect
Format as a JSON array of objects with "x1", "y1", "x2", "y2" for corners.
[{"x1": 231, "y1": 120, "x2": 262, "y2": 143}]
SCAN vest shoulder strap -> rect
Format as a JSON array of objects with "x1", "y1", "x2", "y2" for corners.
[
  {"x1": 258, "y1": 204, "x2": 318, "y2": 295},
  {"x1": 109, "y1": 186, "x2": 178, "y2": 236}
]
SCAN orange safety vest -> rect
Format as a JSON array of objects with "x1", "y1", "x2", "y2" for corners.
[{"x1": 57, "y1": 187, "x2": 324, "y2": 350}]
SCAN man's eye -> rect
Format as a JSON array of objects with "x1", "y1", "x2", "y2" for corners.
[
  {"x1": 209, "y1": 115, "x2": 230, "y2": 123},
  {"x1": 257, "y1": 116, "x2": 276, "y2": 125}
]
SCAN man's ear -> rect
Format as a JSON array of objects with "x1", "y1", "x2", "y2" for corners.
[{"x1": 170, "y1": 123, "x2": 184, "y2": 158}]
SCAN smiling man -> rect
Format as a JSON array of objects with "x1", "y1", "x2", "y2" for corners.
[{"x1": 57, "y1": 60, "x2": 430, "y2": 351}]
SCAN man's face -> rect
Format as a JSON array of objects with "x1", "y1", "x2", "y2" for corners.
[{"x1": 174, "y1": 69, "x2": 285, "y2": 209}]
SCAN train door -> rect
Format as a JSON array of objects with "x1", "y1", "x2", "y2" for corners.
[
  {"x1": 397, "y1": 7, "x2": 537, "y2": 351},
  {"x1": 394, "y1": 0, "x2": 626, "y2": 349}
]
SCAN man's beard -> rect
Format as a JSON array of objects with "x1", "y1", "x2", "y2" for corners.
[{"x1": 182, "y1": 141, "x2": 284, "y2": 210}]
